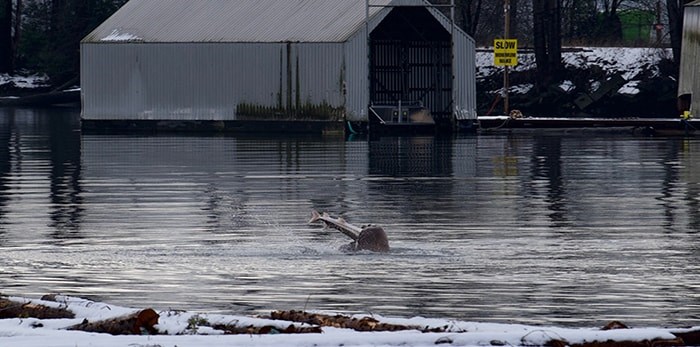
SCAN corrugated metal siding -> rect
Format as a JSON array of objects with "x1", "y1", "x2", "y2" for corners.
[
  {"x1": 344, "y1": 6, "x2": 395, "y2": 122},
  {"x1": 454, "y1": 31, "x2": 477, "y2": 120},
  {"x1": 680, "y1": 4, "x2": 700, "y2": 114},
  {"x1": 81, "y1": 42, "x2": 345, "y2": 121},
  {"x1": 293, "y1": 43, "x2": 346, "y2": 110},
  {"x1": 344, "y1": 30, "x2": 370, "y2": 122},
  {"x1": 83, "y1": 0, "x2": 392, "y2": 43}
]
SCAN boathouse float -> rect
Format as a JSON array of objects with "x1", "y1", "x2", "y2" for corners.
[{"x1": 80, "y1": 0, "x2": 477, "y2": 134}]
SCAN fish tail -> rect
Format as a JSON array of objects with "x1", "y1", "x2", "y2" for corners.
[{"x1": 308, "y1": 210, "x2": 321, "y2": 224}]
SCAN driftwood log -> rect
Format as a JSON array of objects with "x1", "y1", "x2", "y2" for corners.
[
  {"x1": 39, "y1": 294, "x2": 159, "y2": 335},
  {"x1": 0, "y1": 298, "x2": 75, "y2": 319},
  {"x1": 67, "y1": 308, "x2": 160, "y2": 335},
  {"x1": 269, "y1": 310, "x2": 447, "y2": 333},
  {"x1": 672, "y1": 330, "x2": 700, "y2": 346},
  {"x1": 211, "y1": 322, "x2": 322, "y2": 335}
]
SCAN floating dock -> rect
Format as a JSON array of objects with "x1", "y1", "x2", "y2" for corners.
[{"x1": 477, "y1": 116, "x2": 699, "y2": 135}]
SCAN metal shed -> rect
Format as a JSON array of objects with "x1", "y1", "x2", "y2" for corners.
[
  {"x1": 80, "y1": 0, "x2": 477, "y2": 133},
  {"x1": 679, "y1": 0, "x2": 700, "y2": 116}
]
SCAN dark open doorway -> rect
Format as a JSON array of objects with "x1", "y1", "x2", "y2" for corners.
[{"x1": 369, "y1": 6, "x2": 452, "y2": 130}]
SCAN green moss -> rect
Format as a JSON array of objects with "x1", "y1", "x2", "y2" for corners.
[
  {"x1": 686, "y1": 30, "x2": 700, "y2": 45},
  {"x1": 236, "y1": 102, "x2": 345, "y2": 121}
]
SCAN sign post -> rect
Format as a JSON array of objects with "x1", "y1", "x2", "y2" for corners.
[
  {"x1": 494, "y1": 0, "x2": 518, "y2": 116},
  {"x1": 494, "y1": 37, "x2": 518, "y2": 116}
]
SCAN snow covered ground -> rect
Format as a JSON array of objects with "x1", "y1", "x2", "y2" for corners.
[
  {"x1": 0, "y1": 73, "x2": 49, "y2": 90},
  {"x1": 476, "y1": 46, "x2": 672, "y2": 96},
  {"x1": 0, "y1": 295, "x2": 696, "y2": 347}
]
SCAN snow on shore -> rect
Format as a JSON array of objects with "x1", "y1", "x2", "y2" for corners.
[
  {"x1": 0, "y1": 295, "x2": 694, "y2": 347},
  {"x1": 476, "y1": 47, "x2": 670, "y2": 79},
  {"x1": 476, "y1": 46, "x2": 671, "y2": 96},
  {"x1": 0, "y1": 73, "x2": 49, "y2": 89}
]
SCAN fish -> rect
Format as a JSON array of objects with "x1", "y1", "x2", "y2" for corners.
[
  {"x1": 309, "y1": 210, "x2": 389, "y2": 253},
  {"x1": 309, "y1": 210, "x2": 362, "y2": 240}
]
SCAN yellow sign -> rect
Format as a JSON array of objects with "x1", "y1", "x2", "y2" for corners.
[{"x1": 494, "y1": 39, "x2": 518, "y2": 66}]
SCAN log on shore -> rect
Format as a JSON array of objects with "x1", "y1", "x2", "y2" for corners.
[
  {"x1": 0, "y1": 298, "x2": 75, "y2": 319},
  {"x1": 67, "y1": 308, "x2": 159, "y2": 335},
  {"x1": 670, "y1": 329, "x2": 700, "y2": 346},
  {"x1": 269, "y1": 310, "x2": 447, "y2": 333},
  {"x1": 211, "y1": 322, "x2": 322, "y2": 335}
]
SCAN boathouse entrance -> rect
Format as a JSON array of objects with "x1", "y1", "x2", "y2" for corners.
[{"x1": 369, "y1": 6, "x2": 453, "y2": 130}]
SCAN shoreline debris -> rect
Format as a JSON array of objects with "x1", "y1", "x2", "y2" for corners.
[{"x1": 1, "y1": 294, "x2": 698, "y2": 346}]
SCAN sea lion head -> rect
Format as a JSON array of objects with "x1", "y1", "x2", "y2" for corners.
[{"x1": 340, "y1": 226, "x2": 389, "y2": 253}]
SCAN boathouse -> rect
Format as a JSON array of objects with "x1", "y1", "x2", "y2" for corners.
[
  {"x1": 679, "y1": 0, "x2": 700, "y2": 116},
  {"x1": 80, "y1": 0, "x2": 477, "y2": 133}
]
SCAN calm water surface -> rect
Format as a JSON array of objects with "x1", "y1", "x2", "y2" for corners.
[{"x1": 0, "y1": 108, "x2": 698, "y2": 327}]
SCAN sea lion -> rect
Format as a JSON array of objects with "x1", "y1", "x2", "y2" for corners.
[
  {"x1": 309, "y1": 210, "x2": 390, "y2": 253},
  {"x1": 339, "y1": 226, "x2": 390, "y2": 253}
]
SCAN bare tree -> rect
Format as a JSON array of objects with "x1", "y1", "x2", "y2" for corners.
[
  {"x1": 0, "y1": 0, "x2": 11, "y2": 72},
  {"x1": 12, "y1": 0, "x2": 21, "y2": 65},
  {"x1": 456, "y1": 0, "x2": 483, "y2": 37},
  {"x1": 562, "y1": 0, "x2": 597, "y2": 43},
  {"x1": 533, "y1": 0, "x2": 562, "y2": 88},
  {"x1": 509, "y1": 0, "x2": 519, "y2": 38},
  {"x1": 598, "y1": 0, "x2": 626, "y2": 42}
]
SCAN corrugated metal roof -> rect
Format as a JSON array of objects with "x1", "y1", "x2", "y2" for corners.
[{"x1": 83, "y1": 0, "x2": 442, "y2": 43}]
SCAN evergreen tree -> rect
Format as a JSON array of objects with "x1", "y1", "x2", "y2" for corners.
[{"x1": 15, "y1": 0, "x2": 126, "y2": 85}]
